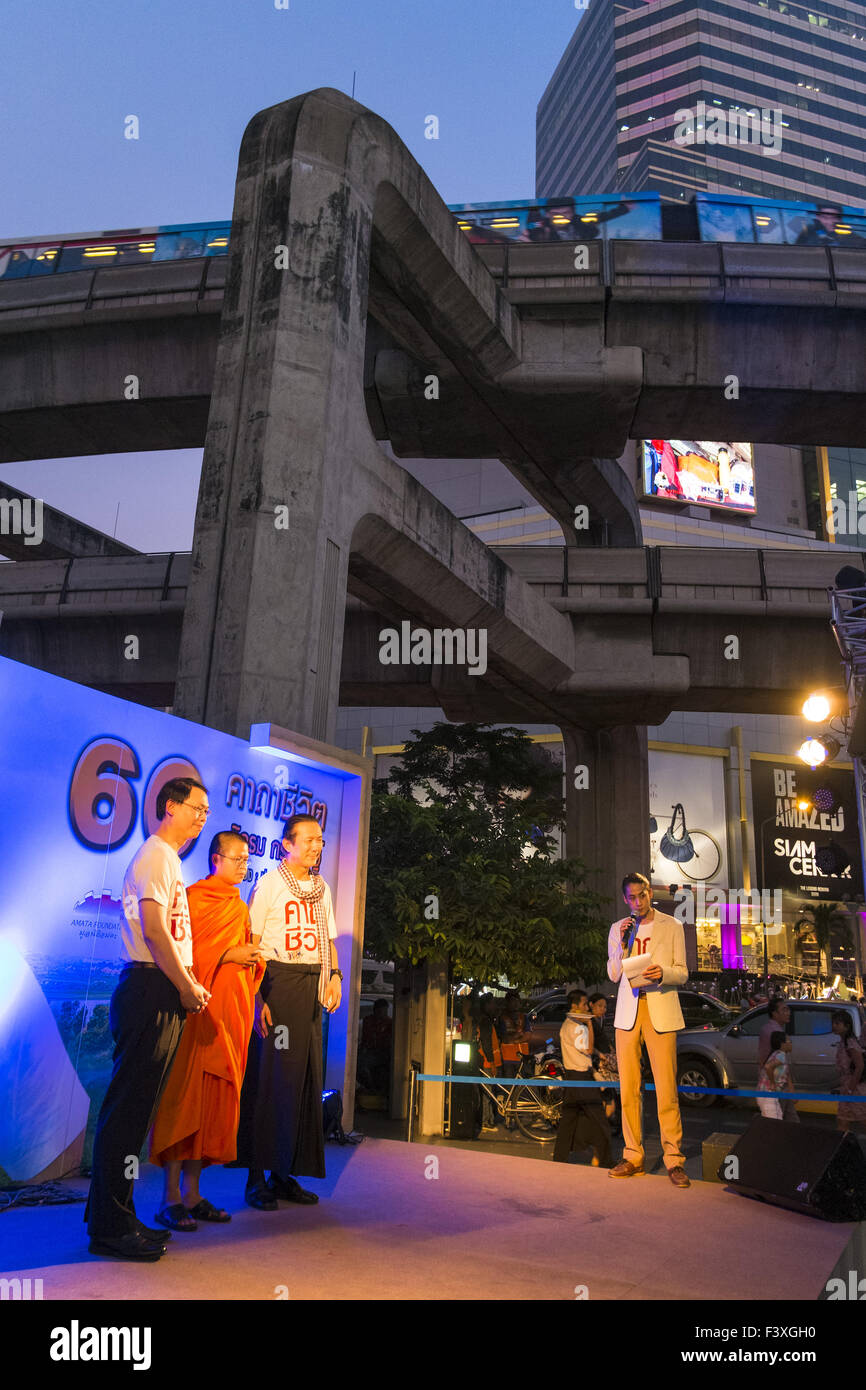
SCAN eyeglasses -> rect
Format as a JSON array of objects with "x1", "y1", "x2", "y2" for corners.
[
  {"x1": 182, "y1": 802, "x2": 210, "y2": 819},
  {"x1": 217, "y1": 854, "x2": 249, "y2": 865}
]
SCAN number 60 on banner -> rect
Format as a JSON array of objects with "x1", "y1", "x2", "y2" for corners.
[{"x1": 68, "y1": 737, "x2": 203, "y2": 857}]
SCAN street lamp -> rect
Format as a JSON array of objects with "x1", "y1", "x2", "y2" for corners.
[
  {"x1": 802, "y1": 693, "x2": 832, "y2": 722},
  {"x1": 797, "y1": 734, "x2": 842, "y2": 766}
]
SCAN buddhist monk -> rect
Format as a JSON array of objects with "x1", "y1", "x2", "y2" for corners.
[{"x1": 150, "y1": 831, "x2": 265, "y2": 1229}]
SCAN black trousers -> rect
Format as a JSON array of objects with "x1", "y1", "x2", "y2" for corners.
[
  {"x1": 552, "y1": 1069, "x2": 613, "y2": 1166},
  {"x1": 85, "y1": 966, "x2": 185, "y2": 1237},
  {"x1": 236, "y1": 962, "x2": 325, "y2": 1180}
]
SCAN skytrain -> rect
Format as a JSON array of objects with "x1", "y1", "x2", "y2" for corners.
[{"x1": 2, "y1": 190, "x2": 865, "y2": 279}]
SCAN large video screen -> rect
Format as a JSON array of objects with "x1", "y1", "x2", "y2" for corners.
[{"x1": 641, "y1": 439, "x2": 755, "y2": 512}]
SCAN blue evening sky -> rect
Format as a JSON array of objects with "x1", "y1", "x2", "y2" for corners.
[{"x1": 2, "y1": 0, "x2": 581, "y2": 551}]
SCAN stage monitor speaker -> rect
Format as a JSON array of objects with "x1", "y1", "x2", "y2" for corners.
[{"x1": 720, "y1": 1116, "x2": 866, "y2": 1221}]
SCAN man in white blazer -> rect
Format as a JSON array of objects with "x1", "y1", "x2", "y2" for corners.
[{"x1": 607, "y1": 872, "x2": 691, "y2": 1187}]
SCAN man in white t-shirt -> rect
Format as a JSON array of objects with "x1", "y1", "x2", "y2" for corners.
[
  {"x1": 607, "y1": 872, "x2": 690, "y2": 1188},
  {"x1": 236, "y1": 814, "x2": 342, "y2": 1210},
  {"x1": 86, "y1": 777, "x2": 211, "y2": 1261},
  {"x1": 553, "y1": 990, "x2": 612, "y2": 1167}
]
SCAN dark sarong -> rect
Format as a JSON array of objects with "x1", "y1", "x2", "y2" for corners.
[
  {"x1": 552, "y1": 1068, "x2": 613, "y2": 1167},
  {"x1": 235, "y1": 961, "x2": 325, "y2": 1179}
]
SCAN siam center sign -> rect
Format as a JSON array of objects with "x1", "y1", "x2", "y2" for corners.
[{"x1": 751, "y1": 756, "x2": 863, "y2": 899}]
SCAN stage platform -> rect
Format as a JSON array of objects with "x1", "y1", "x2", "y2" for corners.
[{"x1": 3, "y1": 1138, "x2": 862, "y2": 1301}]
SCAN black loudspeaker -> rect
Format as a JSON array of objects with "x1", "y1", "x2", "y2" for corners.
[
  {"x1": 720, "y1": 1117, "x2": 866, "y2": 1221},
  {"x1": 447, "y1": 1082, "x2": 477, "y2": 1139}
]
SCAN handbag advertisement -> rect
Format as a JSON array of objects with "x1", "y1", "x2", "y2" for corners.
[{"x1": 649, "y1": 749, "x2": 729, "y2": 887}]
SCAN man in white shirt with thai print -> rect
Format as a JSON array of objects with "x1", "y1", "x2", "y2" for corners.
[
  {"x1": 236, "y1": 814, "x2": 342, "y2": 1211},
  {"x1": 86, "y1": 777, "x2": 211, "y2": 1261},
  {"x1": 607, "y1": 872, "x2": 691, "y2": 1188}
]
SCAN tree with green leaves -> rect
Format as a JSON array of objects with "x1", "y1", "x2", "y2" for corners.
[
  {"x1": 793, "y1": 901, "x2": 856, "y2": 980},
  {"x1": 364, "y1": 723, "x2": 610, "y2": 989}
]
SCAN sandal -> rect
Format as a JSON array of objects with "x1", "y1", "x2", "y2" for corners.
[
  {"x1": 155, "y1": 1203, "x2": 198, "y2": 1232},
  {"x1": 185, "y1": 1197, "x2": 231, "y2": 1223}
]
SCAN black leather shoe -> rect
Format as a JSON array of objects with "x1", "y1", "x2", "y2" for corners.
[
  {"x1": 137, "y1": 1220, "x2": 172, "y2": 1242},
  {"x1": 88, "y1": 1232, "x2": 164, "y2": 1262},
  {"x1": 268, "y1": 1175, "x2": 319, "y2": 1204},
  {"x1": 245, "y1": 1184, "x2": 278, "y2": 1211}
]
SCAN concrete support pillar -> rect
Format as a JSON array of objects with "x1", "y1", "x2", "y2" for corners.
[
  {"x1": 389, "y1": 958, "x2": 448, "y2": 1136},
  {"x1": 174, "y1": 94, "x2": 377, "y2": 743},
  {"x1": 419, "y1": 958, "x2": 449, "y2": 1138},
  {"x1": 561, "y1": 725, "x2": 650, "y2": 912}
]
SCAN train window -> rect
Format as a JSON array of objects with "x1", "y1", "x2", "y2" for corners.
[
  {"x1": 0, "y1": 245, "x2": 61, "y2": 278},
  {"x1": 781, "y1": 208, "x2": 866, "y2": 248},
  {"x1": 57, "y1": 244, "x2": 100, "y2": 272},
  {"x1": 113, "y1": 239, "x2": 158, "y2": 266},
  {"x1": 782, "y1": 209, "x2": 814, "y2": 244},
  {"x1": 151, "y1": 231, "x2": 206, "y2": 262},
  {"x1": 587, "y1": 199, "x2": 661, "y2": 241},
  {"x1": 753, "y1": 208, "x2": 786, "y2": 244},
  {"x1": 28, "y1": 245, "x2": 62, "y2": 275},
  {"x1": 205, "y1": 227, "x2": 230, "y2": 256},
  {"x1": 0, "y1": 247, "x2": 35, "y2": 279},
  {"x1": 696, "y1": 201, "x2": 755, "y2": 242},
  {"x1": 847, "y1": 216, "x2": 866, "y2": 247}
]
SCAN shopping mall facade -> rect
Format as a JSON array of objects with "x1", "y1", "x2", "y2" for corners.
[{"x1": 337, "y1": 438, "x2": 864, "y2": 989}]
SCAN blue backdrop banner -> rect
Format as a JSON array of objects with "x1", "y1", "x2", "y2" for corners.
[{"x1": 0, "y1": 656, "x2": 361, "y2": 1185}]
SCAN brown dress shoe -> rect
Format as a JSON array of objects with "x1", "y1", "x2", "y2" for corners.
[
  {"x1": 608, "y1": 1159, "x2": 646, "y2": 1178},
  {"x1": 667, "y1": 1165, "x2": 691, "y2": 1188}
]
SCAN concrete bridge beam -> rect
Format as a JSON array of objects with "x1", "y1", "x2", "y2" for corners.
[
  {"x1": 0, "y1": 316, "x2": 217, "y2": 462},
  {"x1": 371, "y1": 335, "x2": 644, "y2": 546},
  {"x1": 0, "y1": 482, "x2": 139, "y2": 561}
]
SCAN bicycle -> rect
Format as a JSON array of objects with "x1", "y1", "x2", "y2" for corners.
[{"x1": 474, "y1": 1048, "x2": 565, "y2": 1142}]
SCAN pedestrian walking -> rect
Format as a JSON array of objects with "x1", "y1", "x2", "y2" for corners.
[
  {"x1": 832, "y1": 1009, "x2": 866, "y2": 1133},
  {"x1": 756, "y1": 1030, "x2": 793, "y2": 1119}
]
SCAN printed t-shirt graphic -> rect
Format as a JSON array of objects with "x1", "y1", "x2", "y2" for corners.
[
  {"x1": 628, "y1": 920, "x2": 653, "y2": 996},
  {"x1": 121, "y1": 834, "x2": 193, "y2": 969},
  {"x1": 248, "y1": 868, "x2": 338, "y2": 964}
]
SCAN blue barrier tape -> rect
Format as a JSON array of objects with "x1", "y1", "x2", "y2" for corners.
[{"x1": 416, "y1": 1074, "x2": 866, "y2": 1100}]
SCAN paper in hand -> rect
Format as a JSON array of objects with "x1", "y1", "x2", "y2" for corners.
[{"x1": 622, "y1": 952, "x2": 653, "y2": 987}]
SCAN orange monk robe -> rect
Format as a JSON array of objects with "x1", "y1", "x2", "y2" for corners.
[{"x1": 150, "y1": 877, "x2": 266, "y2": 1166}]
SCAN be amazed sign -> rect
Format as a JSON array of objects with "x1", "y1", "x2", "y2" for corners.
[{"x1": 751, "y1": 758, "x2": 863, "y2": 898}]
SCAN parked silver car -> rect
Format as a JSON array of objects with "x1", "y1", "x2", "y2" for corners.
[
  {"x1": 524, "y1": 988, "x2": 735, "y2": 1053},
  {"x1": 675, "y1": 999, "x2": 864, "y2": 1107}
]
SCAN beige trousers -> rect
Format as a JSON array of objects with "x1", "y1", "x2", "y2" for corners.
[{"x1": 615, "y1": 996, "x2": 685, "y2": 1170}]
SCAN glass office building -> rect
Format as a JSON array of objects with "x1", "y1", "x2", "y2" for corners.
[{"x1": 537, "y1": 0, "x2": 866, "y2": 205}]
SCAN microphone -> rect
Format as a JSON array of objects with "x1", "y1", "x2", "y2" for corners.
[{"x1": 621, "y1": 912, "x2": 638, "y2": 945}]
